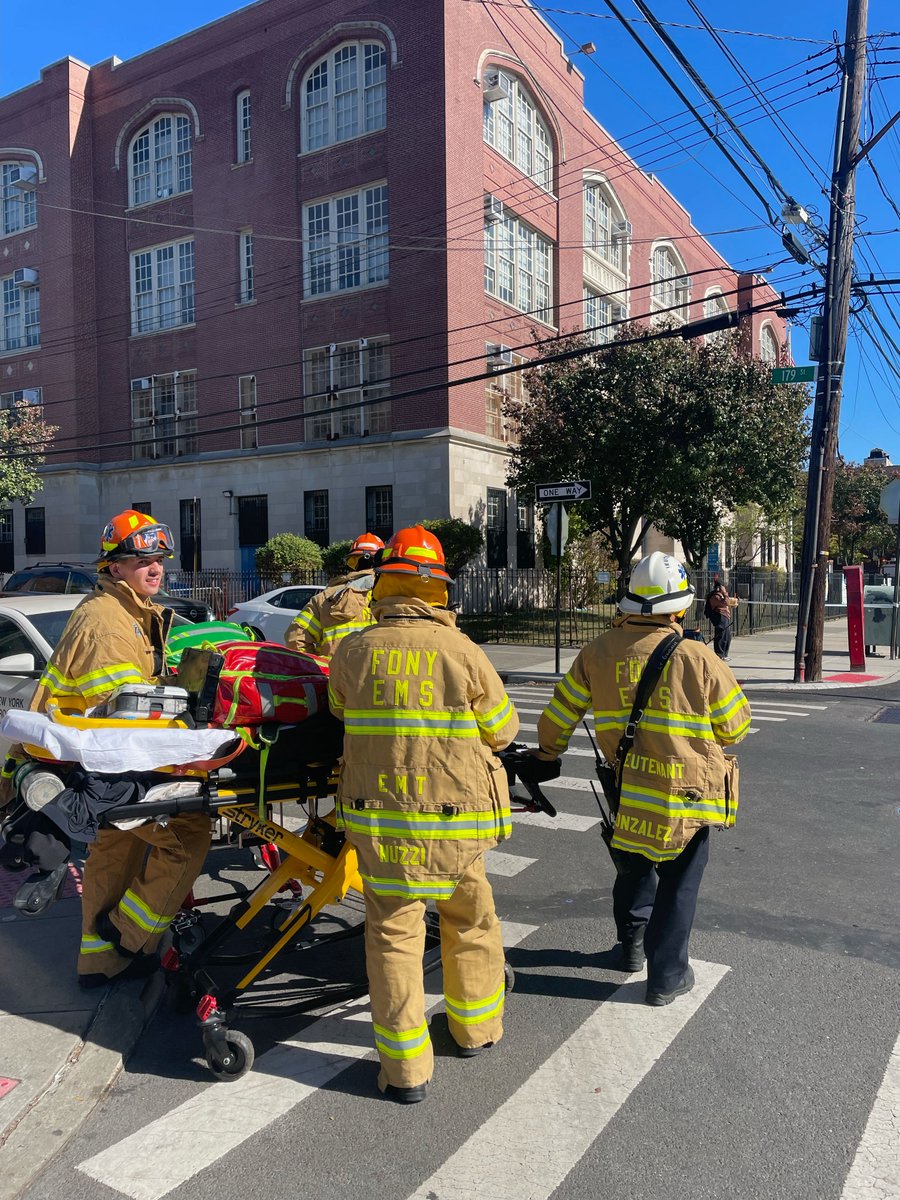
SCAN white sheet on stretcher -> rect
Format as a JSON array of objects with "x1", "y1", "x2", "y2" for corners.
[{"x1": 0, "y1": 710, "x2": 240, "y2": 773}]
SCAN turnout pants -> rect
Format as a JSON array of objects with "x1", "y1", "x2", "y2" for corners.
[
  {"x1": 363, "y1": 855, "x2": 505, "y2": 1091},
  {"x1": 612, "y1": 826, "x2": 710, "y2": 994},
  {"x1": 78, "y1": 812, "x2": 211, "y2": 979}
]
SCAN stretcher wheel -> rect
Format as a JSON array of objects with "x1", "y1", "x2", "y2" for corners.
[
  {"x1": 504, "y1": 961, "x2": 515, "y2": 993},
  {"x1": 205, "y1": 1029, "x2": 255, "y2": 1081}
]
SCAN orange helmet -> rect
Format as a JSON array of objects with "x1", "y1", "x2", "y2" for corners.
[
  {"x1": 346, "y1": 532, "x2": 385, "y2": 568},
  {"x1": 96, "y1": 510, "x2": 175, "y2": 567},
  {"x1": 375, "y1": 525, "x2": 452, "y2": 582}
]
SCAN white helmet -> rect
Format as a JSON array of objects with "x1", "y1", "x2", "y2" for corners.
[{"x1": 619, "y1": 552, "x2": 695, "y2": 616}]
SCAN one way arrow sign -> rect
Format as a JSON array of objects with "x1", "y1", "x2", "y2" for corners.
[{"x1": 535, "y1": 480, "x2": 592, "y2": 502}]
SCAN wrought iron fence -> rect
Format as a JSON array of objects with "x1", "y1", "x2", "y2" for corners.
[{"x1": 164, "y1": 564, "x2": 847, "y2": 646}]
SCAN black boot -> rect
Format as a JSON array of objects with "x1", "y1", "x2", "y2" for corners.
[{"x1": 620, "y1": 929, "x2": 646, "y2": 972}]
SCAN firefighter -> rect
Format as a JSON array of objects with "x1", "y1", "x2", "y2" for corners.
[
  {"x1": 285, "y1": 532, "x2": 384, "y2": 660},
  {"x1": 327, "y1": 525, "x2": 519, "y2": 1103},
  {"x1": 15, "y1": 511, "x2": 211, "y2": 988},
  {"x1": 535, "y1": 552, "x2": 751, "y2": 1005}
]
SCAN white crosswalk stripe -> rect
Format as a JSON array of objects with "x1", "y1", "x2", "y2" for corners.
[
  {"x1": 840, "y1": 1030, "x2": 900, "y2": 1199},
  {"x1": 484, "y1": 849, "x2": 537, "y2": 876}
]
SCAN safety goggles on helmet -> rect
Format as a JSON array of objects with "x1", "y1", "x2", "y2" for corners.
[
  {"x1": 97, "y1": 510, "x2": 175, "y2": 565},
  {"x1": 375, "y1": 525, "x2": 452, "y2": 583},
  {"x1": 114, "y1": 523, "x2": 174, "y2": 557}
]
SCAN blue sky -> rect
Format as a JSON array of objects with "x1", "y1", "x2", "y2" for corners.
[{"x1": 3, "y1": 0, "x2": 899, "y2": 465}]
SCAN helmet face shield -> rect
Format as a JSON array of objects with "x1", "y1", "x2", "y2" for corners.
[
  {"x1": 118, "y1": 523, "x2": 175, "y2": 556},
  {"x1": 98, "y1": 511, "x2": 175, "y2": 565}
]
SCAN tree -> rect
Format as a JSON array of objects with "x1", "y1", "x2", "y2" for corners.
[
  {"x1": 830, "y1": 461, "x2": 893, "y2": 565},
  {"x1": 0, "y1": 401, "x2": 57, "y2": 508},
  {"x1": 421, "y1": 518, "x2": 484, "y2": 575},
  {"x1": 255, "y1": 533, "x2": 323, "y2": 581},
  {"x1": 322, "y1": 540, "x2": 353, "y2": 578},
  {"x1": 507, "y1": 325, "x2": 809, "y2": 582}
]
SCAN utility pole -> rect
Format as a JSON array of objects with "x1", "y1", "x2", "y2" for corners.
[{"x1": 793, "y1": 0, "x2": 868, "y2": 682}]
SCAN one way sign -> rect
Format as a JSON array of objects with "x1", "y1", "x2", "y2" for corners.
[{"x1": 535, "y1": 480, "x2": 592, "y2": 502}]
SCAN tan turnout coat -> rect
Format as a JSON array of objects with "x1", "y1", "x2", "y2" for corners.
[
  {"x1": 285, "y1": 570, "x2": 375, "y2": 659},
  {"x1": 327, "y1": 596, "x2": 519, "y2": 900}
]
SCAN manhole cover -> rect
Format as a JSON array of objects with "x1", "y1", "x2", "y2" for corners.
[{"x1": 871, "y1": 707, "x2": 900, "y2": 724}]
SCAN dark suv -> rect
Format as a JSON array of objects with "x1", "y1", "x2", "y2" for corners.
[{"x1": 1, "y1": 563, "x2": 215, "y2": 623}]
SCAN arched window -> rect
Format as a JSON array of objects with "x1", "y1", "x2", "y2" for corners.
[
  {"x1": 651, "y1": 242, "x2": 690, "y2": 321},
  {"x1": 129, "y1": 114, "x2": 193, "y2": 207},
  {"x1": 583, "y1": 179, "x2": 628, "y2": 272},
  {"x1": 704, "y1": 288, "x2": 730, "y2": 343},
  {"x1": 1, "y1": 162, "x2": 37, "y2": 236},
  {"x1": 302, "y1": 41, "x2": 387, "y2": 152},
  {"x1": 483, "y1": 71, "x2": 553, "y2": 191},
  {"x1": 759, "y1": 323, "x2": 779, "y2": 364},
  {"x1": 236, "y1": 91, "x2": 252, "y2": 163}
]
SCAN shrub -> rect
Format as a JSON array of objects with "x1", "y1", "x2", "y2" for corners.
[
  {"x1": 421, "y1": 518, "x2": 484, "y2": 576},
  {"x1": 255, "y1": 533, "x2": 323, "y2": 581},
  {"x1": 322, "y1": 539, "x2": 353, "y2": 578}
]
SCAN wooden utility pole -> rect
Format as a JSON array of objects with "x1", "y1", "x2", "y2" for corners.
[{"x1": 794, "y1": 0, "x2": 868, "y2": 682}]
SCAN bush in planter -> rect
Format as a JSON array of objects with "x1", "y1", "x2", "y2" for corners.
[{"x1": 255, "y1": 533, "x2": 323, "y2": 582}]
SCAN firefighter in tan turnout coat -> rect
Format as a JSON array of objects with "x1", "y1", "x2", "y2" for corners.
[
  {"x1": 537, "y1": 552, "x2": 751, "y2": 1006},
  {"x1": 285, "y1": 532, "x2": 383, "y2": 659},
  {"x1": 327, "y1": 525, "x2": 519, "y2": 1103}
]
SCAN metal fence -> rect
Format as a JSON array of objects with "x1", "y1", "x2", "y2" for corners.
[{"x1": 169, "y1": 564, "x2": 847, "y2": 646}]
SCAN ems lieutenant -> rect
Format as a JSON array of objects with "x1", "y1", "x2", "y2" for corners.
[
  {"x1": 24, "y1": 512, "x2": 210, "y2": 988},
  {"x1": 285, "y1": 532, "x2": 384, "y2": 659},
  {"x1": 327, "y1": 526, "x2": 519, "y2": 1103},
  {"x1": 536, "y1": 552, "x2": 751, "y2": 1005}
]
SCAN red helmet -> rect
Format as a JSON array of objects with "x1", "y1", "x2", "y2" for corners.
[
  {"x1": 375, "y1": 526, "x2": 451, "y2": 583},
  {"x1": 96, "y1": 510, "x2": 175, "y2": 567},
  {"x1": 346, "y1": 532, "x2": 385, "y2": 568}
]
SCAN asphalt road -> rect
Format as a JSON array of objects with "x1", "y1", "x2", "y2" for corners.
[{"x1": 23, "y1": 682, "x2": 900, "y2": 1200}]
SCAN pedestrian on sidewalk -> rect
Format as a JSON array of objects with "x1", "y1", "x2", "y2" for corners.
[
  {"x1": 327, "y1": 526, "x2": 518, "y2": 1103},
  {"x1": 704, "y1": 579, "x2": 738, "y2": 661},
  {"x1": 533, "y1": 552, "x2": 751, "y2": 1005}
]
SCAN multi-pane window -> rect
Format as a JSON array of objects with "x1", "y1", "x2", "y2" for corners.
[
  {"x1": 1, "y1": 274, "x2": 40, "y2": 353},
  {"x1": 704, "y1": 290, "x2": 730, "y2": 344},
  {"x1": 483, "y1": 72, "x2": 553, "y2": 190},
  {"x1": 131, "y1": 239, "x2": 195, "y2": 334},
  {"x1": 583, "y1": 184, "x2": 624, "y2": 270},
  {"x1": 179, "y1": 498, "x2": 202, "y2": 572},
  {"x1": 303, "y1": 337, "x2": 391, "y2": 440},
  {"x1": 131, "y1": 371, "x2": 197, "y2": 459},
  {"x1": 484, "y1": 214, "x2": 553, "y2": 324},
  {"x1": 1, "y1": 163, "x2": 37, "y2": 236},
  {"x1": 0, "y1": 387, "x2": 43, "y2": 417},
  {"x1": 486, "y1": 488, "x2": 508, "y2": 568},
  {"x1": 129, "y1": 114, "x2": 192, "y2": 207},
  {"x1": 486, "y1": 351, "x2": 527, "y2": 441},
  {"x1": 303, "y1": 41, "x2": 388, "y2": 152},
  {"x1": 24, "y1": 508, "x2": 46, "y2": 557},
  {"x1": 584, "y1": 288, "x2": 613, "y2": 345},
  {"x1": 239, "y1": 231, "x2": 254, "y2": 303},
  {"x1": 651, "y1": 245, "x2": 690, "y2": 320},
  {"x1": 516, "y1": 497, "x2": 535, "y2": 568},
  {"x1": 365, "y1": 485, "x2": 393, "y2": 543},
  {"x1": 303, "y1": 184, "x2": 388, "y2": 297},
  {"x1": 304, "y1": 490, "x2": 330, "y2": 548},
  {"x1": 760, "y1": 324, "x2": 780, "y2": 365},
  {"x1": 236, "y1": 91, "x2": 252, "y2": 163},
  {"x1": 239, "y1": 375, "x2": 257, "y2": 449}
]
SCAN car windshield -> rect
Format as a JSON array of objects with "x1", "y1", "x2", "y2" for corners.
[{"x1": 28, "y1": 610, "x2": 78, "y2": 650}]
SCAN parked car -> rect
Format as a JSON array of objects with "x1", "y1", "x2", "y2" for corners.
[
  {"x1": 2, "y1": 563, "x2": 214, "y2": 623},
  {"x1": 0, "y1": 594, "x2": 190, "y2": 755},
  {"x1": 226, "y1": 585, "x2": 323, "y2": 644}
]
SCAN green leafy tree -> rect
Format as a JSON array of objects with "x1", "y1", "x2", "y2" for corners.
[
  {"x1": 0, "y1": 401, "x2": 57, "y2": 507},
  {"x1": 830, "y1": 461, "x2": 894, "y2": 565},
  {"x1": 255, "y1": 533, "x2": 323, "y2": 581},
  {"x1": 421, "y1": 518, "x2": 484, "y2": 575},
  {"x1": 322, "y1": 540, "x2": 353, "y2": 579},
  {"x1": 507, "y1": 325, "x2": 809, "y2": 582}
]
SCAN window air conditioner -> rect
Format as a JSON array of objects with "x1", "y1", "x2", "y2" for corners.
[
  {"x1": 482, "y1": 71, "x2": 511, "y2": 104},
  {"x1": 131, "y1": 377, "x2": 152, "y2": 391},
  {"x1": 484, "y1": 194, "x2": 504, "y2": 224},
  {"x1": 676, "y1": 275, "x2": 692, "y2": 289},
  {"x1": 612, "y1": 219, "x2": 633, "y2": 238},
  {"x1": 12, "y1": 164, "x2": 38, "y2": 192},
  {"x1": 157, "y1": 186, "x2": 173, "y2": 199},
  {"x1": 614, "y1": 304, "x2": 628, "y2": 321},
  {"x1": 21, "y1": 388, "x2": 41, "y2": 404},
  {"x1": 13, "y1": 267, "x2": 38, "y2": 288},
  {"x1": 486, "y1": 342, "x2": 513, "y2": 370}
]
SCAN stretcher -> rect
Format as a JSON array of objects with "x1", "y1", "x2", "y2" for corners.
[{"x1": 1, "y1": 703, "x2": 558, "y2": 1082}]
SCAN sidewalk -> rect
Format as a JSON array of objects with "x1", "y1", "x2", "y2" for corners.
[{"x1": 484, "y1": 617, "x2": 900, "y2": 692}]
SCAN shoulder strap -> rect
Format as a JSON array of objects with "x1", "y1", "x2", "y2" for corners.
[{"x1": 615, "y1": 632, "x2": 682, "y2": 766}]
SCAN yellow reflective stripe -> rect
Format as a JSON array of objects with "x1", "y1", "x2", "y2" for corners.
[
  {"x1": 118, "y1": 888, "x2": 173, "y2": 935},
  {"x1": 558, "y1": 675, "x2": 591, "y2": 708},
  {"x1": 620, "y1": 786, "x2": 728, "y2": 820},
  {"x1": 372, "y1": 1020, "x2": 431, "y2": 1060},
  {"x1": 717, "y1": 715, "x2": 751, "y2": 742},
  {"x1": 475, "y1": 695, "x2": 515, "y2": 734},
  {"x1": 361, "y1": 873, "x2": 458, "y2": 899},
  {"x1": 41, "y1": 660, "x2": 144, "y2": 699},
  {"x1": 80, "y1": 934, "x2": 115, "y2": 954},
  {"x1": 610, "y1": 834, "x2": 684, "y2": 862},
  {"x1": 321, "y1": 619, "x2": 374, "y2": 645},
  {"x1": 591, "y1": 708, "x2": 715, "y2": 740},
  {"x1": 444, "y1": 982, "x2": 504, "y2": 1024},
  {"x1": 344, "y1": 709, "x2": 479, "y2": 738},
  {"x1": 341, "y1": 807, "x2": 510, "y2": 840},
  {"x1": 292, "y1": 610, "x2": 321, "y2": 636},
  {"x1": 710, "y1": 685, "x2": 745, "y2": 718}
]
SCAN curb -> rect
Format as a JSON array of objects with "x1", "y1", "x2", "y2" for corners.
[
  {"x1": 498, "y1": 669, "x2": 900, "y2": 692},
  {"x1": 0, "y1": 973, "x2": 164, "y2": 1200}
]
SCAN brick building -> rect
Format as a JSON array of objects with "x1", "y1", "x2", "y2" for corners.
[{"x1": 0, "y1": 0, "x2": 788, "y2": 572}]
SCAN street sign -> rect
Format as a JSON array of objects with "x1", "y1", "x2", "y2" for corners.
[
  {"x1": 595, "y1": 570, "x2": 611, "y2": 584},
  {"x1": 879, "y1": 477, "x2": 900, "y2": 525},
  {"x1": 535, "y1": 480, "x2": 592, "y2": 502},
  {"x1": 771, "y1": 365, "x2": 817, "y2": 384},
  {"x1": 707, "y1": 544, "x2": 719, "y2": 572},
  {"x1": 546, "y1": 505, "x2": 570, "y2": 554}
]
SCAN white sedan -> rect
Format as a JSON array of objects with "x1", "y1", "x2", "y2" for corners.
[{"x1": 226, "y1": 585, "x2": 323, "y2": 644}]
